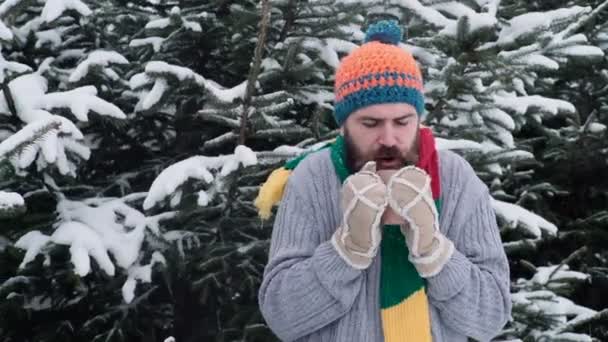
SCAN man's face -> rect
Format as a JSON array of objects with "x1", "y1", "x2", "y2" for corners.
[{"x1": 343, "y1": 103, "x2": 420, "y2": 171}]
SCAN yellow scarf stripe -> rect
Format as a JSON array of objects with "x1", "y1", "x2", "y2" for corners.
[
  {"x1": 381, "y1": 288, "x2": 432, "y2": 342},
  {"x1": 254, "y1": 167, "x2": 292, "y2": 220}
]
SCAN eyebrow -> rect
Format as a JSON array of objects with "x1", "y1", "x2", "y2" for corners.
[{"x1": 359, "y1": 113, "x2": 416, "y2": 121}]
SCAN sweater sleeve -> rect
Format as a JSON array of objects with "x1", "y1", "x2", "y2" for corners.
[
  {"x1": 258, "y1": 168, "x2": 364, "y2": 341},
  {"x1": 427, "y1": 152, "x2": 512, "y2": 341}
]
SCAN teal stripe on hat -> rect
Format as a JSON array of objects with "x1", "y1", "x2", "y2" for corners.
[{"x1": 334, "y1": 86, "x2": 425, "y2": 126}]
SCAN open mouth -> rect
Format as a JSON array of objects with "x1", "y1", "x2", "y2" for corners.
[{"x1": 376, "y1": 157, "x2": 400, "y2": 169}]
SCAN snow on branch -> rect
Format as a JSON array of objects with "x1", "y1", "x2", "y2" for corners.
[
  {"x1": 0, "y1": 73, "x2": 125, "y2": 175},
  {"x1": 130, "y1": 61, "x2": 248, "y2": 110},
  {"x1": 493, "y1": 92, "x2": 576, "y2": 117},
  {"x1": 0, "y1": 73, "x2": 127, "y2": 123},
  {"x1": 0, "y1": 19, "x2": 12, "y2": 41},
  {"x1": 0, "y1": 190, "x2": 25, "y2": 218},
  {"x1": 143, "y1": 145, "x2": 257, "y2": 210},
  {"x1": 69, "y1": 50, "x2": 129, "y2": 83},
  {"x1": 0, "y1": 52, "x2": 31, "y2": 83},
  {"x1": 496, "y1": 6, "x2": 590, "y2": 46},
  {"x1": 14, "y1": 196, "x2": 172, "y2": 303},
  {"x1": 389, "y1": 0, "x2": 451, "y2": 28},
  {"x1": 0, "y1": 0, "x2": 24, "y2": 17},
  {"x1": 41, "y1": 0, "x2": 92, "y2": 23},
  {"x1": 511, "y1": 290, "x2": 596, "y2": 336},
  {"x1": 144, "y1": 6, "x2": 202, "y2": 32},
  {"x1": 492, "y1": 198, "x2": 558, "y2": 238}
]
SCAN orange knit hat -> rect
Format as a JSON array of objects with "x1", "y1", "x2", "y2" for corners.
[{"x1": 333, "y1": 20, "x2": 425, "y2": 126}]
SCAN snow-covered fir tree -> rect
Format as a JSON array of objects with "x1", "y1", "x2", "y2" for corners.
[{"x1": 0, "y1": 0, "x2": 607, "y2": 341}]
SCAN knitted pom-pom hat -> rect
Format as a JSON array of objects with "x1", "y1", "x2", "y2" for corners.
[{"x1": 333, "y1": 20, "x2": 425, "y2": 126}]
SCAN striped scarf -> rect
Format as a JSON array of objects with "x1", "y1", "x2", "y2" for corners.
[{"x1": 255, "y1": 126, "x2": 441, "y2": 341}]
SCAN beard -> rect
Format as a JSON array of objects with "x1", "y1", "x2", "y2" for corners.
[{"x1": 343, "y1": 125, "x2": 420, "y2": 172}]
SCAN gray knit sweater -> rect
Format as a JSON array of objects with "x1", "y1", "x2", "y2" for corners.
[{"x1": 258, "y1": 148, "x2": 512, "y2": 341}]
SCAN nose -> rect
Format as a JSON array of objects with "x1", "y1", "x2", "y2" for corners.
[{"x1": 377, "y1": 124, "x2": 398, "y2": 146}]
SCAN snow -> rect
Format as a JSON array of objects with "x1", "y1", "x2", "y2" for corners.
[
  {"x1": 0, "y1": 191, "x2": 24, "y2": 209},
  {"x1": 0, "y1": 0, "x2": 23, "y2": 17},
  {"x1": 220, "y1": 145, "x2": 258, "y2": 176},
  {"x1": 41, "y1": 0, "x2": 92, "y2": 23},
  {"x1": 493, "y1": 92, "x2": 576, "y2": 116},
  {"x1": 0, "y1": 74, "x2": 47, "y2": 119},
  {"x1": 512, "y1": 290, "x2": 595, "y2": 327},
  {"x1": 197, "y1": 191, "x2": 209, "y2": 206},
  {"x1": 432, "y1": 2, "x2": 476, "y2": 18},
  {"x1": 261, "y1": 57, "x2": 281, "y2": 71},
  {"x1": 14, "y1": 231, "x2": 50, "y2": 269},
  {"x1": 482, "y1": 108, "x2": 516, "y2": 130},
  {"x1": 389, "y1": 0, "x2": 451, "y2": 28},
  {"x1": 0, "y1": 276, "x2": 29, "y2": 291},
  {"x1": 145, "y1": 18, "x2": 171, "y2": 30},
  {"x1": 144, "y1": 145, "x2": 257, "y2": 210},
  {"x1": 586, "y1": 122, "x2": 606, "y2": 133},
  {"x1": 14, "y1": 195, "x2": 169, "y2": 303},
  {"x1": 35, "y1": 29, "x2": 62, "y2": 48},
  {"x1": 538, "y1": 332, "x2": 592, "y2": 342},
  {"x1": 163, "y1": 230, "x2": 200, "y2": 258},
  {"x1": 42, "y1": 86, "x2": 127, "y2": 120},
  {"x1": 130, "y1": 37, "x2": 164, "y2": 52},
  {"x1": 273, "y1": 145, "x2": 305, "y2": 155},
  {"x1": 497, "y1": 7, "x2": 590, "y2": 46},
  {"x1": 516, "y1": 54, "x2": 559, "y2": 71},
  {"x1": 129, "y1": 73, "x2": 152, "y2": 89},
  {"x1": 183, "y1": 21, "x2": 202, "y2": 32},
  {"x1": 436, "y1": 138, "x2": 483, "y2": 151},
  {"x1": 144, "y1": 156, "x2": 214, "y2": 210},
  {"x1": 325, "y1": 37, "x2": 358, "y2": 54},
  {"x1": 492, "y1": 198, "x2": 558, "y2": 237},
  {"x1": 52, "y1": 221, "x2": 116, "y2": 276},
  {"x1": 22, "y1": 295, "x2": 52, "y2": 311},
  {"x1": 301, "y1": 38, "x2": 340, "y2": 69},
  {"x1": 0, "y1": 53, "x2": 31, "y2": 83},
  {"x1": 69, "y1": 50, "x2": 129, "y2": 83},
  {"x1": 554, "y1": 45, "x2": 605, "y2": 58},
  {"x1": 532, "y1": 265, "x2": 589, "y2": 285},
  {"x1": 440, "y1": 13, "x2": 497, "y2": 37},
  {"x1": 122, "y1": 251, "x2": 166, "y2": 303},
  {"x1": 142, "y1": 78, "x2": 168, "y2": 110},
  {"x1": 141, "y1": 61, "x2": 248, "y2": 103},
  {"x1": 0, "y1": 19, "x2": 12, "y2": 41},
  {"x1": 0, "y1": 116, "x2": 61, "y2": 156},
  {"x1": 297, "y1": 89, "x2": 334, "y2": 109}
]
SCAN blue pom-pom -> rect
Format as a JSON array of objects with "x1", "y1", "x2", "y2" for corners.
[{"x1": 364, "y1": 20, "x2": 404, "y2": 45}]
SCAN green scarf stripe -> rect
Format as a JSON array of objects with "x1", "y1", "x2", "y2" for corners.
[
  {"x1": 380, "y1": 225, "x2": 425, "y2": 308},
  {"x1": 329, "y1": 135, "x2": 351, "y2": 182}
]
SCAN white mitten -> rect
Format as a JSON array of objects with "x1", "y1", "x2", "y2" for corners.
[
  {"x1": 331, "y1": 162, "x2": 388, "y2": 269},
  {"x1": 387, "y1": 166, "x2": 454, "y2": 277}
]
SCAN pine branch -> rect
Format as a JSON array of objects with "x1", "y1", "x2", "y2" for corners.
[
  {"x1": 0, "y1": 119, "x2": 61, "y2": 159},
  {"x1": 561, "y1": 0, "x2": 608, "y2": 39},
  {"x1": 546, "y1": 246, "x2": 588, "y2": 283},
  {"x1": 556, "y1": 308, "x2": 608, "y2": 333}
]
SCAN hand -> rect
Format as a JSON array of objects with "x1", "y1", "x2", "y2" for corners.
[
  {"x1": 331, "y1": 161, "x2": 388, "y2": 269},
  {"x1": 386, "y1": 166, "x2": 454, "y2": 277}
]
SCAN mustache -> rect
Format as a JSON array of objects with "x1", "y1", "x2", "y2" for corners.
[{"x1": 374, "y1": 146, "x2": 402, "y2": 158}]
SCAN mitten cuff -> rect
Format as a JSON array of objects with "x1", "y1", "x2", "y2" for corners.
[{"x1": 409, "y1": 232, "x2": 454, "y2": 278}]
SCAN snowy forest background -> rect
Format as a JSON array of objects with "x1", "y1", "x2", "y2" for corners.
[{"x1": 0, "y1": 0, "x2": 607, "y2": 341}]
